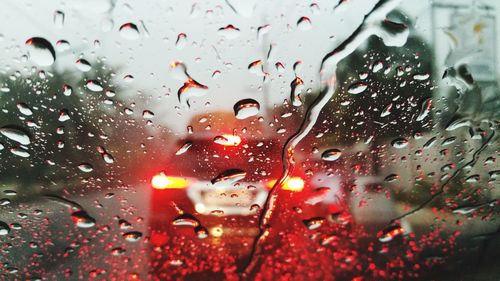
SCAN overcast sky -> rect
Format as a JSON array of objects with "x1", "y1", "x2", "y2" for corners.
[{"x1": 1, "y1": 0, "x2": 498, "y2": 131}]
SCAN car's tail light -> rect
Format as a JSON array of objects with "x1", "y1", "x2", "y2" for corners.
[
  {"x1": 266, "y1": 177, "x2": 305, "y2": 192},
  {"x1": 214, "y1": 134, "x2": 241, "y2": 146},
  {"x1": 151, "y1": 172, "x2": 189, "y2": 189}
]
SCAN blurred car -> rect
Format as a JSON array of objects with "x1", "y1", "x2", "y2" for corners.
[
  {"x1": 148, "y1": 134, "x2": 285, "y2": 244},
  {"x1": 147, "y1": 133, "x2": 353, "y2": 246}
]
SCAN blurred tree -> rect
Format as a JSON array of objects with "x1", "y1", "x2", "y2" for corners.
[
  {"x1": 320, "y1": 10, "x2": 433, "y2": 147},
  {"x1": 0, "y1": 62, "x2": 170, "y2": 192}
]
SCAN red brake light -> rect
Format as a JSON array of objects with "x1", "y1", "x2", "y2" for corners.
[
  {"x1": 266, "y1": 177, "x2": 305, "y2": 192},
  {"x1": 152, "y1": 172, "x2": 189, "y2": 189},
  {"x1": 284, "y1": 177, "x2": 305, "y2": 191}
]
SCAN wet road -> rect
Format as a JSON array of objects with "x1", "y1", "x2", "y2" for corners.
[{"x1": 1, "y1": 179, "x2": 499, "y2": 280}]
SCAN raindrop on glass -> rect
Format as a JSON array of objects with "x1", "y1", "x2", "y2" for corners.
[
  {"x1": 172, "y1": 213, "x2": 200, "y2": 227},
  {"x1": 234, "y1": 99, "x2": 260, "y2": 119},
  {"x1": 347, "y1": 82, "x2": 368, "y2": 95},
  {"x1": 0, "y1": 127, "x2": 30, "y2": 145},
  {"x1": 123, "y1": 231, "x2": 142, "y2": 242},
  {"x1": 321, "y1": 149, "x2": 342, "y2": 161},
  {"x1": 303, "y1": 217, "x2": 325, "y2": 230},
  {"x1": 70, "y1": 210, "x2": 96, "y2": 228},
  {"x1": 75, "y1": 59, "x2": 92, "y2": 72},
  {"x1": 53, "y1": 10, "x2": 65, "y2": 28},
  {"x1": 211, "y1": 169, "x2": 246, "y2": 186},
  {"x1": 86, "y1": 80, "x2": 103, "y2": 92},
  {"x1": 218, "y1": 25, "x2": 240, "y2": 39},
  {"x1": 17, "y1": 103, "x2": 33, "y2": 116},
  {"x1": 175, "y1": 141, "x2": 192, "y2": 155},
  {"x1": 391, "y1": 138, "x2": 409, "y2": 148},
  {"x1": 78, "y1": 163, "x2": 93, "y2": 173},
  {"x1": 119, "y1": 23, "x2": 140, "y2": 40},
  {"x1": 297, "y1": 17, "x2": 312, "y2": 31},
  {"x1": 0, "y1": 221, "x2": 10, "y2": 236},
  {"x1": 25, "y1": 37, "x2": 56, "y2": 66}
]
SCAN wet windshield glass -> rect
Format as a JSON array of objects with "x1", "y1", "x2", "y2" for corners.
[{"x1": 0, "y1": 0, "x2": 499, "y2": 280}]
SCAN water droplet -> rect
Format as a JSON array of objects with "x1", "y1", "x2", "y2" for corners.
[
  {"x1": 465, "y1": 174, "x2": 480, "y2": 183},
  {"x1": 142, "y1": 110, "x2": 154, "y2": 119},
  {"x1": 372, "y1": 61, "x2": 384, "y2": 73},
  {"x1": 275, "y1": 62, "x2": 285, "y2": 73},
  {"x1": 347, "y1": 82, "x2": 368, "y2": 95},
  {"x1": 111, "y1": 247, "x2": 126, "y2": 256},
  {"x1": 413, "y1": 73, "x2": 430, "y2": 81},
  {"x1": 123, "y1": 74, "x2": 134, "y2": 83},
  {"x1": 384, "y1": 174, "x2": 399, "y2": 183},
  {"x1": 70, "y1": 210, "x2": 96, "y2": 228},
  {"x1": 0, "y1": 221, "x2": 10, "y2": 236},
  {"x1": 172, "y1": 62, "x2": 209, "y2": 108},
  {"x1": 446, "y1": 118, "x2": 472, "y2": 131},
  {"x1": 3, "y1": 190, "x2": 16, "y2": 196},
  {"x1": 176, "y1": 33, "x2": 187, "y2": 49},
  {"x1": 489, "y1": 170, "x2": 500, "y2": 180},
  {"x1": 416, "y1": 98, "x2": 432, "y2": 121},
  {"x1": 380, "y1": 103, "x2": 393, "y2": 117},
  {"x1": 213, "y1": 135, "x2": 241, "y2": 146},
  {"x1": 276, "y1": 127, "x2": 286, "y2": 134},
  {"x1": 53, "y1": 10, "x2": 65, "y2": 28},
  {"x1": 97, "y1": 146, "x2": 114, "y2": 164},
  {"x1": 195, "y1": 225, "x2": 208, "y2": 239},
  {"x1": 297, "y1": 17, "x2": 312, "y2": 31},
  {"x1": 58, "y1": 109, "x2": 70, "y2": 122},
  {"x1": 25, "y1": 37, "x2": 56, "y2": 66},
  {"x1": 0, "y1": 198, "x2": 11, "y2": 206},
  {"x1": 321, "y1": 149, "x2": 342, "y2": 161},
  {"x1": 56, "y1": 39, "x2": 71, "y2": 52},
  {"x1": 75, "y1": 59, "x2": 91, "y2": 72},
  {"x1": 105, "y1": 89, "x2": 115, "y2": 97},
  {"x1": 0, "y1": 127, "x2": 30, "y2": 145},
  {"x1": 78, "y1": 163, "x2": 93, "y2": 173},
  {"x1": 218, "y1": 24, "x2": 240, "y2": 39},
  {"x1": 452, "y1": 200, "x2": 496, "y2": 215},
  {"x1": 86, "y1": 80, "x2": 103, "y2": 92},
  {"x1": 290, "y1": 77, "x2": 305, "y2": 106},
  {"x1": 250, "y1": 204, "x2": 261, "y2": 212},
  {"x1": 11, "y1": 147, "x2": 30, "y2": 158},
  {"x1": 212, "y1": 70, "x2": 221, "y2": 79},
  {"x1": 17, "y1": 103, "x2": 33, "y2": 116},
  {"x1": 303, "y1": 217, "x2": 325, "y2": 230},
  {"x1": 234, "y1": 99, "x2": 260, "y2": 119},
  {"x1": 257, "y1": 24, "x2": 271, "y2": 41},
  {"x1": 211, "y1": 169, "x2": 246, "y2": 186},
  {"x1": 123, "y1": 231, "x2": 142, "y2": 242},
  {"x1": 63, "y1": 84, "x2": 73, "y2": 96},
  {"x1": 172, "y1": 213, "x2": 200, "y2": 227},
  {"x1": 175, "y1": 141, "x2": 192, "y2": 155},
  {"x1": 119, "y1": 23, "x2": 139, "y2": 40},
  {"x1": 248, "y1": 60, "x2": 264, "y2": 76},
  {"x1": 359, "y1": 72, "x2": 369, "y2": 79},
  {"x1": 442, "y1": 136, "x2": 456, "y2": 146},
  {"x1": 423, "y1": 136, "x2": 437, "y2": 149},
  {"x1": 119, "y1": 219, "x2": 132, "y2": 230},
  {"x1": 99, "y1": 153, "x2": 113, "y2": 164},
  {"x1": 378, "y1": 223, "x2": 404, "y2": 242},
  {"x1": 391, "y1": 138, "x2": 408, "y2": 148}
]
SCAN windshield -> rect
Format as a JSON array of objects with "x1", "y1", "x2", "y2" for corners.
[{"x1": 0, "y1": 0, "x2": 499, "y2": 280}]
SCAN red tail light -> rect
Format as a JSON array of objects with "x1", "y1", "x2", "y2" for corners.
[
  {"x1": 151, "y1": 172, "x2": 189, "y2": 189},
  {"x1": 266, "y1": 177, "x2": 305, "y2": 192}
]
